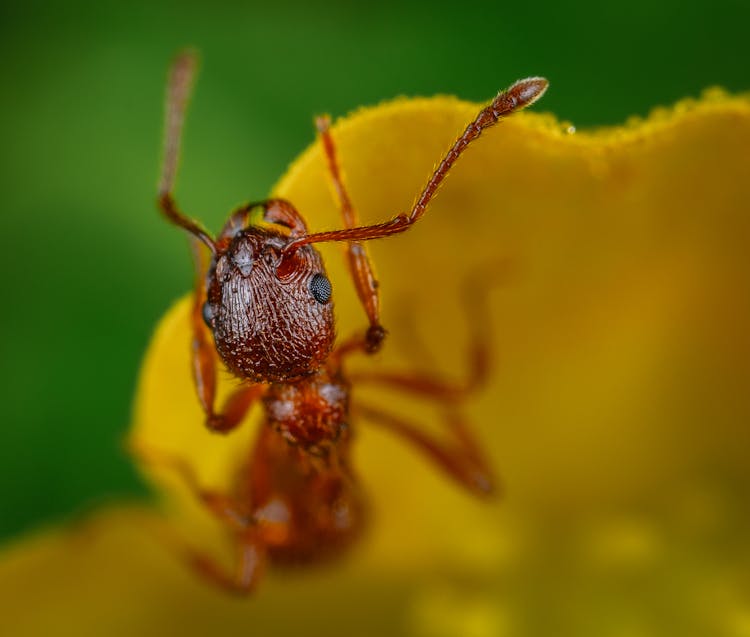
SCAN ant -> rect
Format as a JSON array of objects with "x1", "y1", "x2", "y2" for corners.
[{"x1": 134, "y1": 50, "x2": 547, "y2": 594}]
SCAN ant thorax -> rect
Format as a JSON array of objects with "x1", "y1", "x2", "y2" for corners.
[
  {"x1": 264, "y1": 373, "x2": 350, "y2": 452},
  {"x1": 203, "y1": 228, "x2": 335, "y2": 384}
]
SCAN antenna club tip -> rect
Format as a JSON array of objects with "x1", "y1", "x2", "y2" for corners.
[
  {"x1": 508, "y1": 76, "x2": 549, "y2": 108},
  {"x1": 174, "y1": 47, "x2": 199, "y2": 65},
  {"x1": 315, "y1": 114, "x2": 332, "y2": 134},
  {"x1": 170, "y1": 48, "x2": 200, "y2": 82}
]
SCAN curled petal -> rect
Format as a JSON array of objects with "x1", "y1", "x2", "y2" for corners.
[{"x1": 4, "y1": 91, "x2": 750, "y2": 635}]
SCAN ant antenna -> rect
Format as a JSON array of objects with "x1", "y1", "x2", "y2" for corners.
[
  {"x1": 158, "y1": 50, "x2": 216, "y2": 253},
  {"x1": 282, "y1": 77, "x2": 548, "y2": 256}
]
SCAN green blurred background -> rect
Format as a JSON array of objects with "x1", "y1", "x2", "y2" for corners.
[{"x1": 0, "y1": 0, "x2": 747, "y2": 542}]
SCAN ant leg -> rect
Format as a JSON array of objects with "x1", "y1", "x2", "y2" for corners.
[
  {"x1": 349, "y1": 368, "x2": 476, "y2": 405},
  {"x1": 282, "y1": 78, "x2": 548, "y2": 253},
  {"x1": 346, "y1": 310, "x2": 487, "y2": 403},
  {"x1": 349, "y1": 260, "x2": 507, "y2": 399},
  {"x1": 139, "y1": 508, "x2": 264, "y2": 595},
  {"x1": 158, "y1": 54, "x2": 255, "y2": 433},
  {"x1": 355, "y1": 401, "x2": 495, "y2": 496},
  {"x1": 352, "y1": 264, "x2": 506, "y2": 494},
  {"x1": 316, "y1": 115, "x2": 385, "y2": 352},
  {"x1": 130, "y1": 444, "x2": 250, "y2": 531},
  {"x1": 190, "y1": 239, "x2": 266, "y2": 433},
  {"x1": 188, "y1": 537, "x2": 265, "y2": 595},
  {"x1": 131, "y1": 445, "x2": 266, "y2": 594},
  {"x1": 351, "y1": 356, "x2": 495, "y2": 495},
  {"x1": 158, "y1": 50, "x2": 215, "y2": 253}
]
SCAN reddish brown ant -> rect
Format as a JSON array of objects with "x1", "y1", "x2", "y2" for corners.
[{"x1": 135, "y1": 50, "x2": 547, "y2": 594}]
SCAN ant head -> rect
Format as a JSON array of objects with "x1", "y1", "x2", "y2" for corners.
[{"x1": 203, "y1": 202, "x2": 335, "y2": 384}]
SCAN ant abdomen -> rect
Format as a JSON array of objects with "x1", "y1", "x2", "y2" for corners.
[{"x1": 204, "y1": 228, "x2": 336, "y2": 384}]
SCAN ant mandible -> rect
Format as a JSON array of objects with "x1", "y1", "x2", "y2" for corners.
[{"x1": 137, "y1": 50, "x2": 547, "y2": 594}]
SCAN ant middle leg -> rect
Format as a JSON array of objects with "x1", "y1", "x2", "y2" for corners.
[
  {"x1": 355, "y1": 402, "x2": 495, "y2": 496},
  {"x1": 316, "y1": 114, "x2": 386, "y2": 353},
  {"x1": 353, "y1": 367, "x2": 496, "y2": 498},
  {"x1": 352, "y1": 262, "x2": 511, "y2": 495}
]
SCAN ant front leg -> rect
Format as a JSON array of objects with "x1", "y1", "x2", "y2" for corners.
[
  {"x1": 317, "y1": 115, "x2": 386, "y2": 353},
  {"x1": 190, "y1": 239, "x2": 266, "y2": 433},
  {"x1": 348, "y1": 259, "x2": 509, "y2": 401},
  {"x1": 158, "y1": 52, "x2": 265, "y2": 433}
]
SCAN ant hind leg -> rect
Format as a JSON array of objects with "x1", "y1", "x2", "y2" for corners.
[
  {"x1": 130, "y1": 445, "x2": 266, "y2": 594},
  {"x1": 129, "y1": 444, "x2": 250, "y2": 531},
  {"x1": 136, "y1": 506, "x2": 264, "y2": 596},
  {"x1": 187, "y1": 537, "x2": 265, "y2": 595}
]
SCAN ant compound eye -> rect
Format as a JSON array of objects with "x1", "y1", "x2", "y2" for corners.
[
  {"x1": 202, "y1": 301, "x2": 214, "y2": 328},
  {"x1": 309, "y1": 273, "x2": 332, "y2": 304}
]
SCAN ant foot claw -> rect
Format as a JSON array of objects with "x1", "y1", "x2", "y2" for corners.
[{"x1": 365, "y1": 325, "x2": 387, "y2": 353}]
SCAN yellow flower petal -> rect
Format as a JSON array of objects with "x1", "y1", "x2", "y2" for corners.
[
  {"x1": 0, "y1": 507, "x2": 439, "y2": 636},
  {"x1": 4, "y1": 91, "x2": 750, "y2": 635}
]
